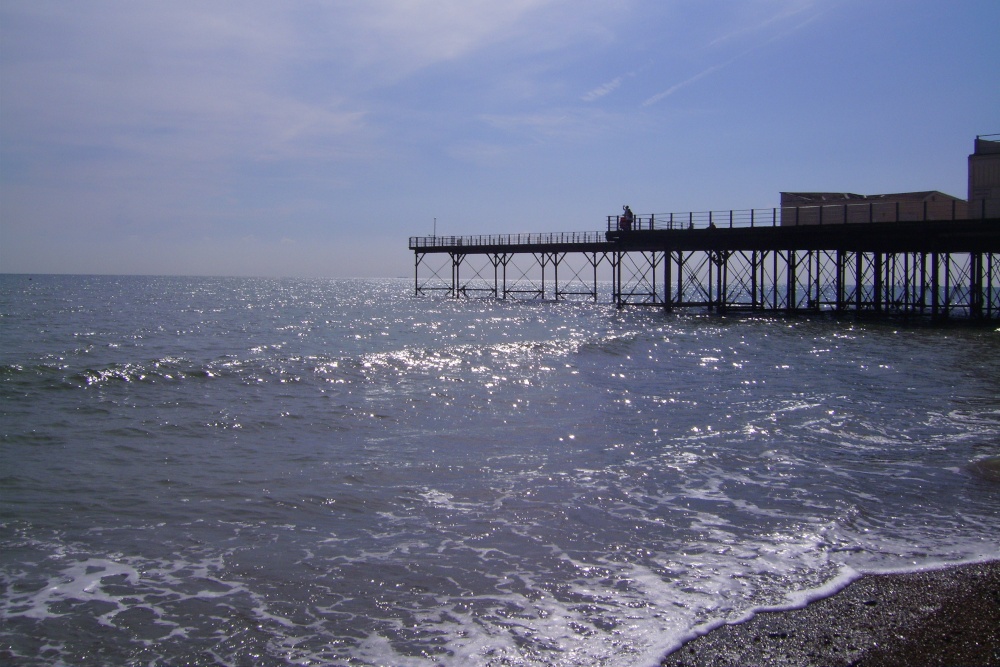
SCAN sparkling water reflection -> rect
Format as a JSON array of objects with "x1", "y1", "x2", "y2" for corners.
[{"x1": 1, "y1": 275, "x2": 998, "y2": 666}]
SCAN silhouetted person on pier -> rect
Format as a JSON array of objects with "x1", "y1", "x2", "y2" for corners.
[{"x1": 620, "y1": 205, "x2": 634, "y2": 231}]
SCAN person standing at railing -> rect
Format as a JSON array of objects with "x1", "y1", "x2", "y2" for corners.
[{"x1": 620, "y1": 205, "x2": 634, "y2": 231}]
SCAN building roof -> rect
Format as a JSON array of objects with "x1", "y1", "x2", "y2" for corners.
[
  {"x1": 781, "y1": 191, "x2": 963, "y2": 204},
  {"x1": 973, "y1": 136, "x2": 1000, "y2": 155}
]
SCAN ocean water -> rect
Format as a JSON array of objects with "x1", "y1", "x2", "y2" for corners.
[{"x1": 1, "y1": 274, "x2": 998, "y2": 667}]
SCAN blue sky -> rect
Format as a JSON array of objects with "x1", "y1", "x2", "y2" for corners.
[{"x1": 2, "y1": 1, "x2": 998, "y2": 278}]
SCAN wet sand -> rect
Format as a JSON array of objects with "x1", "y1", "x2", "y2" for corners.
[{"x1": 663, "y1": 560, "x2": 1000, "y2": 667}]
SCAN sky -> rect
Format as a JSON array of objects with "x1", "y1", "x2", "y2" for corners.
[{"x1": 2, "y1": 1, "x2": 998, "y2": 278}]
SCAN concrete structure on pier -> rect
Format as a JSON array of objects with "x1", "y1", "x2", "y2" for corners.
[{"x1": 969, "y1": 135, "x2": 1000, "y2": 218}]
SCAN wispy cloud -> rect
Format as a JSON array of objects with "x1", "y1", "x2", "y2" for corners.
[
  {"x1": 1, "y1": 4, "x2": 371, "y2": 168},
  {"x1": 641, "y1": 1, "x2": 827, "y2": 107},
  {"x1": 582, "y1": 77, "x2": 623, "y2": 102},
  {"x1": 2, "y1": 0, "x2": 613, "y2": 171},
  {"x1": 334, "y1": 0, "x2": 573, "y2": 81},
  {"x1": 707, "y1": 0, "x2": 818, "y2": 48},
  {"x1": 642, "y1": 63, "x2": 724, "y2": 107}
]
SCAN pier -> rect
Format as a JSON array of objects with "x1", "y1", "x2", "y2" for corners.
[{"x1": 409, "y1": 201, "x2": 1000, "y2": 320}]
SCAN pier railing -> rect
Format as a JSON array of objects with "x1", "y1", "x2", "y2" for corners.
[
  {"x1": 609, "y1": 209, "x2": 781, "y2": 231},
  {"x1": 409, "y1": 231, "x2": 606, "y2": 249},
  {"x1": 411, "y1": 200, "x2": 997, "y2": 249},
  {"x1": 608, "y1": 198, "x2": 994, "y2": 232}
]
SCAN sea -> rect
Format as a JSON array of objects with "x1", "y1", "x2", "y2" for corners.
[{"x1": 2, "y1": 274, "x2": 998, "y2": 667}]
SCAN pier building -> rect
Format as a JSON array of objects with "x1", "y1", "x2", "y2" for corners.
[{"x1": 779, "y1": 191, "x2": 967, "y2": 225}]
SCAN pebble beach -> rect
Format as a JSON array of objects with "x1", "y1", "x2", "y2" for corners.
[{"x1": 663, "y1": 560, "x2": 1000, "y2": 667}]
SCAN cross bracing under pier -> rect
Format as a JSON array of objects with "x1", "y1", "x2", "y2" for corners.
[{"x1": 409, "y1": 211, "x2": 1000, "y2": 320}]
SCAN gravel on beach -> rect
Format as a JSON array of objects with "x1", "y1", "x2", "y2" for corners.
[{"x1": 663, "y1": 560, "x2": 1000, "y2": 667}]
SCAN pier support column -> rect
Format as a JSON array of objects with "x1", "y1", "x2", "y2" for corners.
[
  {"x1": 552, "y1": 252, "x2": 560, "y2": 301},
  {"x1": 874, "y1": 252, "x2": 883, "y2": 313},
  {"x1": 855, "y1": 252, "x2": 864, "y2": 313},
  {"x1": 943, "y1": 252, "x2": 952, "y2": 319},
  {"x1": 593, "y1": 252, "x2": 600, "y2": 302},
  {"x1": 490, "y1": 253, "x2": 502, "y2": 298},
  {"x1": 931, "y1": 252, "x2": 941, "y2": 319},
  {"x1": 676, "y1": 251, "x2": 685, "y2": 307},
  {"x1": 614, "y1": 251, "x2": 623, "y2": 309},
  {"x1": 835, "y1": 250, "x2": 845, "y2": 313},
  {"x1": 716, "y1": 251, "x2": 730, "y2": 312},
  {"x1": 786, "y1": 251, "x2": 796, "y2": 313},
  {"x1": 987, "y1": 254, "x2": 996, "y2": 319},
  {"x1": 919, "y1": 252, "x2": 928, "y2": 315},
  {"x1": 902, "y1": 252, "x2": 911, "y2": 314},
  {"x1": 414, "y1": 251, "x2": 420, "y2": 296},
  {"x1": 706, "y1": 251, "x2": 714, "y2": 311},
  {"x1": 451, "y1": 252, "x2": 463, "y2": 298},
  {"x1": 664, "y1": 249, "x2": 673, "y2": 312},
  {"x1": 971, "y1": 253, "x2": 984, "y2": 319},
  {"x1": 501, "y1": 253, "x2": 509, "y2": 299}
]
